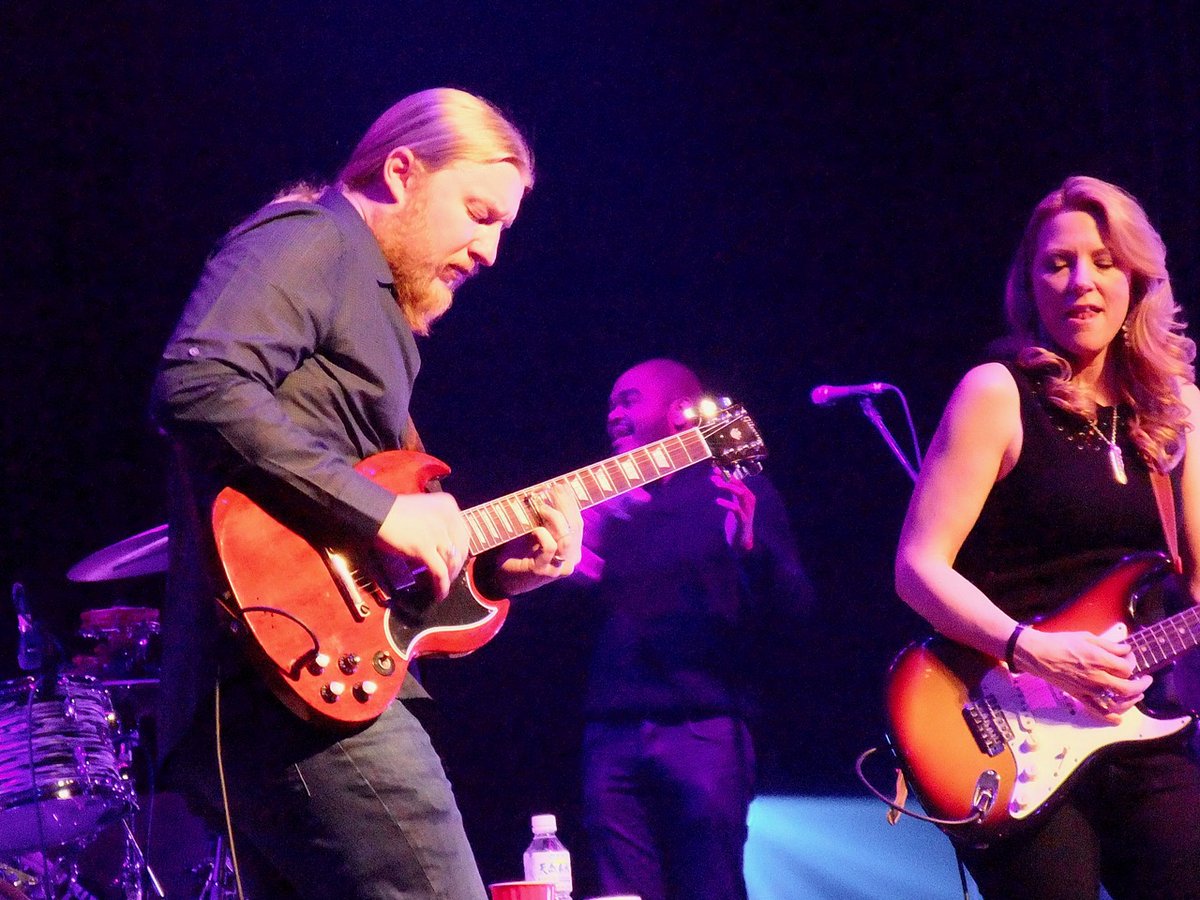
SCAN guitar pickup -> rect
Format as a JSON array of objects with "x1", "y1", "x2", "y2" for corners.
[
  {"x1": 963, "y1": 693, "x2": 1015, "y2": 757},
  {"x1": 324, "y1": 550, "x2": 374, "y2": 620}
]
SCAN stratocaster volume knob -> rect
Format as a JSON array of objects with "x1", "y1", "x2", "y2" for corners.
[
  {"x1": 321, "y1": 681, "x2": 346, "y2": 703},
  {"x1": 354, "y1": 681, "x2": 378, "y2": 702}
]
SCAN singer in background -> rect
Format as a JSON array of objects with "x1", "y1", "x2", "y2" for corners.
[
  {"x1": 576, "y1": 358, "x2": 813, "y2": 900},
  {"x1": 895, "y1": 176, "x2": 1200, "y2": 899}
]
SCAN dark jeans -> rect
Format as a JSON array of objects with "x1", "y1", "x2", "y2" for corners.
[
  {"x1": 959, "y1": 739, "x2": 1200, "y2": 900},
  {"x1": 582, "y1": 715, "x2": 754, "y2": 900},
  {"x1": 165, "y1": 673, "x2": 486, "y2": 900}
]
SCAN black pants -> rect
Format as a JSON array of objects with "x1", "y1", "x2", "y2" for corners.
[
  {"x1": 959, "y1": 739, "x2": 1200, "y2": 900},
  {"x1": 582, "y1": 715, "x2": 755, "y2": 900}
]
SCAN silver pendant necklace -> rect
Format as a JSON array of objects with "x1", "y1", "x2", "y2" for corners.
[{"x1": 1087, "y1": 407, "x2": 1128, "y2": 485}]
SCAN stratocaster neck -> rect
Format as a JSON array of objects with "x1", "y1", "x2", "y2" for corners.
[{"x1": 1130, "y1": 604, "x2": 1200, "y2": 675}]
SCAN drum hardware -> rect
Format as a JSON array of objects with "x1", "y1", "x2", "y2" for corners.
[
  {"x1": 114, "y1": 818, "x2": 164, "y2": 900},
  {"x1": 193, "y1": 836, "x2": 237, "y2": 900},
  {"x1": 6, "y1": 534, "x2": 239, "y2": 898},
  {"x1": 0, "y1": 859, "x2": 38, "y2": 898},
  {"x1": 12, "y1": 585, "x2": 50, "y2": 676},
  {"x1": 70, "y1": 608, "x2": 161, "y2": 687},
  {"x1": 2, "y1": 585, "x2": 170, "y2": 899}
]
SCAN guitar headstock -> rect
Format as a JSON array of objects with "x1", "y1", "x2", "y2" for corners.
[{"x1": 688, "y1": 397, "x2": 767, "y2": 479}]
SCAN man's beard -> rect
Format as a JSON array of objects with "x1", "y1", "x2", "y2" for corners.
[{"x1": 374, "y1": 200, "x2": 453, "y2": 337}]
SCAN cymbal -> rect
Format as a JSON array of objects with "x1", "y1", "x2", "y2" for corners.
[{"x1": 67, "y1": 524, "x2": 169, "y2": 582}]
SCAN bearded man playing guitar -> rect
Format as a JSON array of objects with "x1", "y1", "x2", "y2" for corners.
[
  {"x1": 894, "y1": 176, "x2": 1200, "y2": 900},
  {"x1": 151, "y1": 89, "x2": 582, "y2": 899}
]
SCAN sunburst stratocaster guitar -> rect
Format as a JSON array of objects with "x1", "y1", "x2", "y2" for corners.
[
  {"x1": 212, "y1": 401, "x2": 765, "y2": 726},
  {"x1": 886, "y1": 552, "x2": 1200, "y2": 843}
]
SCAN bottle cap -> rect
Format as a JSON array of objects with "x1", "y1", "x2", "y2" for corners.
[{"x1": 531, "y1": 813, "x2": 557, "y2": 833}]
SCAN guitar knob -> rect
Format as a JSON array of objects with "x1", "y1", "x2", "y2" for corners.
[
  {"x1": 339, "y1": 654, "x2": 361, "y2": 675},
  {"x1": 1020, "y1": 734, "x2": 1038, "y2": 752},
  {"x1": 308, "y1": 652, "x2": 332, "y2": 675},
  {"x1": 354, "y1": 681, "x2": 378, "y2": 702},
  {"x1": 321, "y1": 681, "x2": 345, "y2": 703},
  {"x1": 1018, "y1": 763, "x2": 1037, "y2": 782}
]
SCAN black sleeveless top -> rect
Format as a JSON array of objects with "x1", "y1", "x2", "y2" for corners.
[{"x1": 954, "y1": 362, "x2": 1167, "y2": 622}]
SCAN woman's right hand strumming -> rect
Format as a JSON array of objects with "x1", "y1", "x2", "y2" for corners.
[{"x1": 1009, "y1": 627, "x2": 1153, "y2": 721}]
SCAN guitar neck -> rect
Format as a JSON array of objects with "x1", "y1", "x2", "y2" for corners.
[
  {"x1": 1131, "y1": 604, "x2": 1200, "y2": 675},
  {"x1": 461, "y1": 427, "x2": 714, "y2": 555}
]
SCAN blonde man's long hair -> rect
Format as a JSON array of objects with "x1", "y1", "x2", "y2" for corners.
[
  {"x1": 340, "y1": 87, "x2": 533, "y2": 189},
  {"x1": 275, "y1": 88, "x2": 533, "y2": 203},
  {"x1": 1004, "y1": 175, "x2": 1195, "y2": 472}
]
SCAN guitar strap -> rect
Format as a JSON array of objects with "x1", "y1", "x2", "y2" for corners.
[
  {"x1": 1150, "y1": 469, "x2": 1183, "y2": 574},
  {"x1": 402, "y1": 414, "x2": 426, "y2": 453},
  {"x1": 403, "y1": 414, "x2": 443, "y2": 494}
]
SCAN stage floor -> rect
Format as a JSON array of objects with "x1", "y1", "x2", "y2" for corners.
[{"x1": 746, "y1": 795, "x2": 976, "y2": 900}]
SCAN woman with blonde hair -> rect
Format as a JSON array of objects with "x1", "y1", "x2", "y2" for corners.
[{"x1": 895, "y1": 175, "x2": 1200, "y2": 898}]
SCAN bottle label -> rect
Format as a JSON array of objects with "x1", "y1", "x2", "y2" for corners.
[{"x1": 526, "y1": 849, "x2": 572, "y2": 894}]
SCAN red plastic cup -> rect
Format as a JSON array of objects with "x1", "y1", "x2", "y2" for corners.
[{"x1": 488, "y1": 881, "x2": 556, "y2": 900}]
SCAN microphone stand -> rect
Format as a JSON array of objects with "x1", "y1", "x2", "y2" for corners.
[{"x1": 858, "y1": 396, "x2": 919, "y2": 483}]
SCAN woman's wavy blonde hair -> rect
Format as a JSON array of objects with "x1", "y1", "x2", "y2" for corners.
[{"x1": 1004, "y1": 175, "x2": 1195, "y2": 472}]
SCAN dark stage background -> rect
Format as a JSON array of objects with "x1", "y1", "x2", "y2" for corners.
[{"x1": 4, "y1": 2, "x2": 1200, "y2": 892}]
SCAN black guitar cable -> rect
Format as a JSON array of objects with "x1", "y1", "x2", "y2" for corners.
[
  {"x1": 857, "y1": 746, "x2": 994, "y2": 900},
  {"x1": 855, "y1": 746, "x2": 1000, "y2": 827}
]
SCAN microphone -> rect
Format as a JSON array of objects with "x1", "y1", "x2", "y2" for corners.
[
  {"x1": 810, "y1": 382, "x2": 887, "y2": 406},
  {"x1": 11, "y1": 582, "x2": 43, "y2": 672}
]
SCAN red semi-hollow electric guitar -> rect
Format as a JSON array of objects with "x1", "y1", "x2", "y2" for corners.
[
  {"x1": 885, "y1": 552, "x2": 1200, "y2": 844},
  {"x1": 212, "y1": 401, "x2": 765, "y2": 727}
]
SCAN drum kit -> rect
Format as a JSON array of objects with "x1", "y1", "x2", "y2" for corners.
[{"x1": 3, "y1": 526, "x2": 234, "y2": 900}]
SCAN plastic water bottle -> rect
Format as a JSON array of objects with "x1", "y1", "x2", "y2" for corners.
[{"x1": 523, "y1": 813, "x2": 572, "y2": 900}]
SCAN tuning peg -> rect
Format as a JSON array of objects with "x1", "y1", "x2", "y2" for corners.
[{"x1": 684, "y1": 397, "x2": 720, "y2": 422}]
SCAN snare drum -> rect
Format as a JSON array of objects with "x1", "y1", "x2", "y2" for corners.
[{"x1": 0, "y1": 676, "x2": 133, "y2": 853}]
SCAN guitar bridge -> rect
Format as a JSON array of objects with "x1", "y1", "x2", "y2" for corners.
[{"x1": 963, "y1": 693, "x2": 1014, "y2": 757}]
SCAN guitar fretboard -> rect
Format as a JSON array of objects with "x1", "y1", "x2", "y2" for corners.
[
  {"x1": 1131, "y1": 605, "x2": 1200, "y2": 674},
  {"x1": 462, "y1": 428, "x2": 713, "y2": 555}
]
